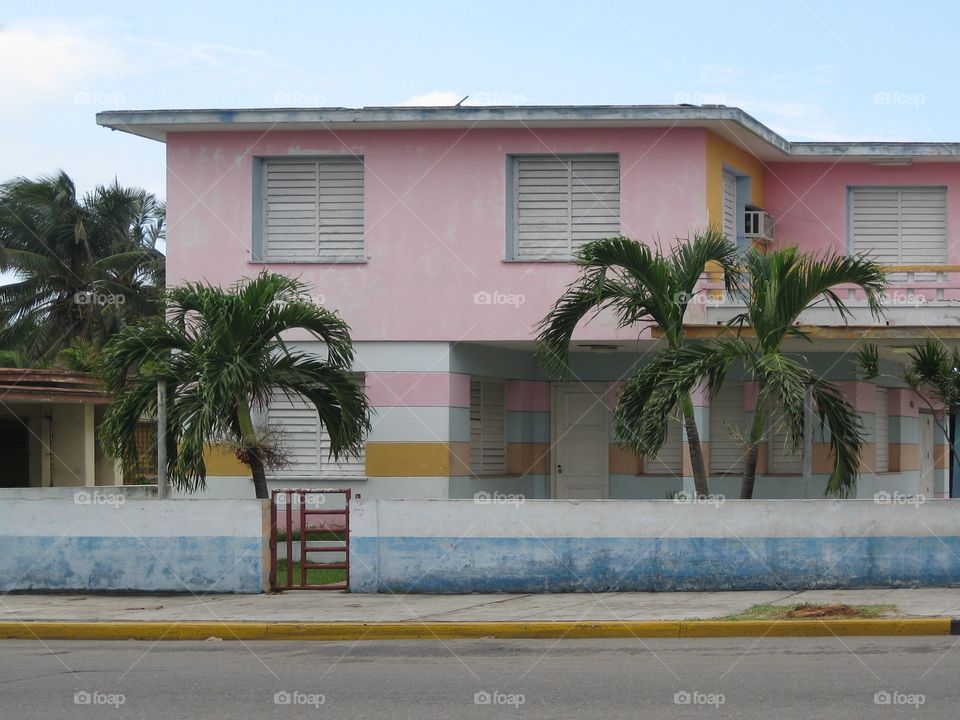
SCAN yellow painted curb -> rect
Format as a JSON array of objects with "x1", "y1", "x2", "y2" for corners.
[
  {"x1": 681, "y1": 618, "x2": 952, "y2": 638},
  {"x1": 0, "y1": 618, "x2": 951, "y2": 642}
]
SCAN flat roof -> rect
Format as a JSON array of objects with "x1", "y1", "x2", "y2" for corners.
[
  {"x1": 0, "y1": 368, "x2": 112, "y2": 404},
  {"x1": 96, "y1": 104, "x2": 960, "y2": 162}
]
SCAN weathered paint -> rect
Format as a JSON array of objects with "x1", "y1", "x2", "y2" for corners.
[
  {"x1": 765, "y1": 161, "x2": 960, "y2": 259},
  {"x1": 705, "y1": 130, "x2": 766, "y2": 225},
  {"x1": 0, "y1": 499, "x2": 268, "y2": 593},
  {"x1": 165, "y1": 128, "x2": 708, "y2": 343},
  {"x1": 350, "y1": 499, "x2": 960, "y2": 593}
]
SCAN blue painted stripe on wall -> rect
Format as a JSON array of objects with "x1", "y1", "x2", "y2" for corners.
[
  {"x1": 506, "y1": 411, "x2": 551, "y2": 443},
  {"x1": 0, "y1": 537, "x2": 264, "y2": 593},
  {"x1": 351, "y1": 535, "x2": 960, "y2": 593}
]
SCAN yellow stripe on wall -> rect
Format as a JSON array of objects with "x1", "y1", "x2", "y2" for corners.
[
  {"x1": 366, "y1": 442, "x2": 457, "y2": 477},
  {"x1": 203, "y1": 443, "x2": 250, "y2": 477}
]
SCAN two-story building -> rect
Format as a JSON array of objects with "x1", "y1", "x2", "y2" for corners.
[{"x1": 97, "y1": 105, "x2": 958, "y2": 501}]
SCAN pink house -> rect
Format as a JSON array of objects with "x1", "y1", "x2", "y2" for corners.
[{"x1": 98, "y1": 105, "x2": 956, "y2": 501}]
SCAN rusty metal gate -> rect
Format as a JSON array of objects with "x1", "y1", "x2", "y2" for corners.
[{"x1": 270, "y1": 488, "x2": 350, "y2": 591}]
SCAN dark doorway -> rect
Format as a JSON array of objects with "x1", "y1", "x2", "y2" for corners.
[{"x1": 0, "y1": 418, "x2": 30, "y2": 487}]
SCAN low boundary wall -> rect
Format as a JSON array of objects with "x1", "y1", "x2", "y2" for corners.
[
  {"x1": 350, "y1": 498, "x2": 960, "y2": 593},
  {"x1": 0, "y1": 497, "x2": 268, "y2": 593}
]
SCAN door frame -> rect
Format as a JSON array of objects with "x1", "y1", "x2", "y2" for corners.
[
  {"x1": 919, "y1": 410, "x2": 936, "y2": 498},
  {"x1": 550, "y1": 382, "x2": 610, "y2": 499}
]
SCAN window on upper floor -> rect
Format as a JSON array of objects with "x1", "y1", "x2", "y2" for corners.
[
  {"x1": 470, "y1": 379, "x2": 506, "y2": 475},
  {"x1": 722, "y1": 170, "x2": 738, "y2": 242},
  {"x1": 849, "y1": 187, "x2": 947, "y2": 266},
  {"x1": 508, "y1": 154, "x2": 620, "y2": 260},
  {"x1": 262, "y1": 384, "x2": 366, "y2": 479},
  {"x1": 255, "y1": 156, "x2": 365, "y2": 263}
]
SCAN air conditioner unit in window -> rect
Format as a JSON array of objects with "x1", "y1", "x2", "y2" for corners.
[{"x1": 744, "y1": 207, "x2": 775, "y2": 242}]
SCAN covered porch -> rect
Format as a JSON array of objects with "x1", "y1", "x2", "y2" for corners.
[
  {"x1": 450, "y1": 341, "x2": 950, "y2": 501},
  {"x1": 0, "y1": 369, "x2": 127, "y2": 490}
]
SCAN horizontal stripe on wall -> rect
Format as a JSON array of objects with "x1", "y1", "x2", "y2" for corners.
[
  {"x1": 369, "y1": 406, "x2": 469, "y2": 442},
  {"x1": 352, "y1": 535, "x2": 960, "y2": 593},
  {"x1": 609, "y1": 445, "x2": 641, "y2": 475},
  {"x1": 506, "y1": 380, "x2": 550, "y2": 412},
  {"x1": 448, "y1": 474, "x2": 550, "y2": 500},
  {"x1": 365, "y1": 442, "x2": 470, "y2": 477},
  {"x1": 890, "y1": 417, "x2": 919, "y2": 445},
  {"x1": 1, "y1": 537, "x2": 263, "y2": 593},
  {"x1": 836, "y1": 381, "x2": 876, "y2": 413},
  {"x1": 507, "y1": 443, "x2": 551, "y2": 475},
  {"x1": 889, "y1": 444, "x2": 919, "y2": 472},
  {"x1": 889, "y1": 389, "x2": 920, "y2": 418},
  {"x1": 506, "y1": 411, "x2": 550, "y2": 443},
  {"x1": 609, "y1": 474, "x2": 681, "y2": 499},
  {"x1": 204, "y1": 443, "x2": 250, "y2": 477},
  {"x1": 365, "y1": 372, "x2": 470, "y2": 408}
]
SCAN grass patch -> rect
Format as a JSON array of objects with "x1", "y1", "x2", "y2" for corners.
[
  {"x1": 720, "y1": 603, "x2": 898, "y2": 621},
  {"x1": 275, "y1": 530, "x2": 345, "y2": 542},
  {"x1": 274, "y1": 559, "x2": 346, "y2": 589}
]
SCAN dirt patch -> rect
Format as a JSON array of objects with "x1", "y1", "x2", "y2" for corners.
[{"x1": 784, "y1": 604, "x2": 860, "y2": 619}]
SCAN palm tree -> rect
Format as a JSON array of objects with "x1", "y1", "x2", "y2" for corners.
[
  {"x1": 536, "y1": 230, "x2": 739, "y2": 497},
  {"x1": 98, "y1": 272, "x2": 371, "y2": 499},
  {"x1": 858, "y1": 340, "x2": 960, "y2": 475},
  {"x1": 0, "y1": 171, "x2": 165, "y2": 363},
  {"x1": 644, "y1": 247, "x2": 886, "y2": 499}
]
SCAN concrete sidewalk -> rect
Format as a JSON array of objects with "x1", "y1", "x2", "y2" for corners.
[{"x1": 2, "y1": 588, "x2": 960, "y2": 623}]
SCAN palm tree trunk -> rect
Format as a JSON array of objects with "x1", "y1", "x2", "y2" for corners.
[
  {"x1": 740, "y1": 401, "x2": 767, "y2": 499},
  {"x1": 235, "y1": 398, "x2": 269, "y2": 499},
  {"x1": 680, "y1": 393, "x2": 709, "y2": 497},
  {"x1": 248, "y1": 451, "x2": 269, "y2": 500}
]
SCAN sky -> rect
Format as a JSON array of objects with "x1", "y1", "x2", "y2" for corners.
[{"x1": 2, "y1": 0, "x2": 959, "y2": 201}]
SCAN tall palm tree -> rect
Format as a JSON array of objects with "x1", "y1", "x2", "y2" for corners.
[
  {"x1": 537, "y1": 230, "x2": 739, "y2": 497},
  {"x1": 98, "y1": 272, "x2": 371, "y2": 499},
  {"x1": 858, "y1": 340, "x2": 960, "y2": 475},
  {"x1": 644, "y1": 247, "x2": 886, "y2": 498},
  {"x1": 0, "y1": 171, "x2": 165, "y2": 363}
]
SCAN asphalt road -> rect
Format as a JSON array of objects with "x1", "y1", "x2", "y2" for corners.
[{"x1": 1, "y1": 637, "x2": 956, "y2": 719}]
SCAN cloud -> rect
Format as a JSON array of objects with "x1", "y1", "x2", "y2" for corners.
[
  {"x1": 0, "y1": 24, "x2": 122, "y2": 113},
  {"x1": 402, "y1": 91, "x2": 464, "y2": 106}
]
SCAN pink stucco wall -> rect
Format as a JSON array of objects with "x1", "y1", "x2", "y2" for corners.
[
  {"x1": 765, "y1": 162, "x2": 960, "y2": 260},
  {"x1": 166, "y1": 128, "x2": 708, "y2": 342}
]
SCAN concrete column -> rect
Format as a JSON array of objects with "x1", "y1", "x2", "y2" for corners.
[{"x1": 83, "y1": 404, "x2": 95, "y2": 488}]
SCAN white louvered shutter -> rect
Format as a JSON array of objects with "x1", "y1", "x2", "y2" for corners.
[
  {"x1": 470, "y1": 380, "x2": 506, "y2": 474},
  {"x1": 262, "y1": 157, "x2": 364, "y2": 261},
  {"x1": 768, "y1": 407, "x2": 802, "y2": 474},
  {"x1": 722, "y1": 171, "x2": 737, "y2": 241},
  {"x1": 850, "y1": 187, "x2": 947, "y2": 276},
  {"x1": 876, "y1": 387, "x2": 889, "y2": 473},
  {"x1": 645, "y1": 417, "x2": 683, "y2": 475},
  {"x1": 710, "y1": 383, "x2": 746, "y2": 475},
  {"x1": 266, "y1": 387, "x2": 365, "y2": 479},
  {"x1": 514, "y1": 155, "x2": 620, "y2": 259}
]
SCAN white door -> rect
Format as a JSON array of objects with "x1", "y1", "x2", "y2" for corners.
[
  {"x1": 553, "y1": 384, "x2": 609, "y2": 499},
  {"x1": 919, "y1": 412, "x2": 935, "y2": 498}
]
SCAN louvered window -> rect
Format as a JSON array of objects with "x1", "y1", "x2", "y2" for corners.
[
  {"x1": 722, "y1": 170, "x2": 737, "y2": 241},
  {"x1": 470, "y1": 380, "x2": 506, "y2": 475},
  {"x1": 768, "y1": 406, "x2": 802, "y2": 474},
  {"x1": 260, "y1": 156, "x2": 364, "y2": 262},
  {"x1": 710, "y1": 383, "x2": 746, "y2": 475},
  {"x1": 849, "y1": 187, "x2": 947, "y2": 271},
  {"x1": 512, "y1": 155, "x2": 620, "y2": 259},
  {"x1": 876, "y1": 387, "x2": 889, "y2": 473},
  {"x1": 644, "y1": 416, "x2": 683, "y2": 475},
  {"x1": 264, "y1": 385, "x2": 365, "y2": 479}
]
